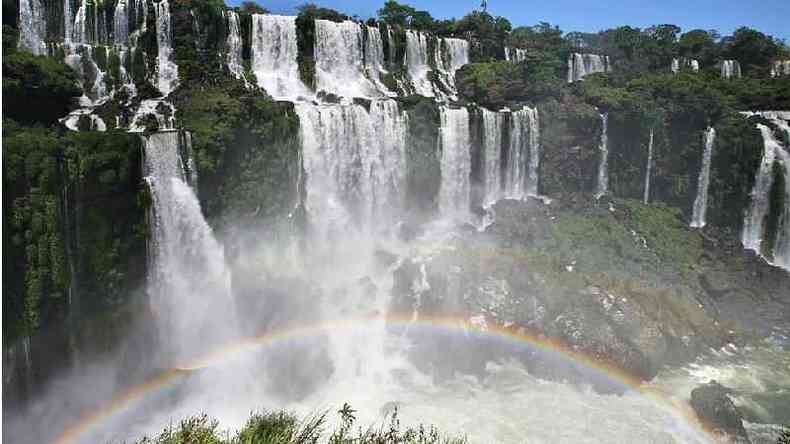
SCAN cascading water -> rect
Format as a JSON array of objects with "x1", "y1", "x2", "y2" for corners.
[
  {"x1": 482, "y1": 109, "x2": 504, "y2": 206},
  {"x1": 690, "y1": 127, "x2": 716, "y2": 228},
  {"x1": 773, "y1": 147, "x2": 790, "y2": 270},
  {"x1": 405, "y1": 30, "x2": 435, "y2": 97},
  {"x1": 567, "y1": 53, "x2": 609, "y2": 83},
  {"x1": 364, "y1": 25, "x2": 392, "y2": 94},
  {"x1": 505, "y1": 47, "x2": 527, "y2": 63},
  {"x1": 314, "y1": 20, "x2": 381, "y2": 98},
  {"x1": 721, "y1": 60, "x2": 742, "y2": 79},
  {"x1": 772, "y1": 60, "x2": 790, "y2": 78},
  {"x1": 595, "y1": 112, "x2": 610, "y2": 198},
  {"x1": 143, "y1": 131, "x2": 236, "y2": 363},
  {"x1": 251, "y1": 15, "x2": 309, "y2": 100},
  {"x1": 433, "y1": 38, "x2": 470, "y2": 98},
  {"x1": 73, "y1": 0, "x2": 87, "y2": 43},
  {"x1": 643, "y1": 129, "x2": 654, "y2": 204},
  {"x1": 295, "y1": 100, "x2": 407, "y2": 241},
  {"x1": 154, "y1": 0, "x2": 179, "y2": 96},
  {"x1": 114, "y1": 0, "x2": 129, "y2": 44},
  {"x1": 18, "y1": 0, "x2": 47, "y2": 54},
  {"x1": 225, "y1": 11, "x2": 244, "y2": 80},
  {"x1": 503, "y1": 107, "x2": 540, "y2": 199},
  {"x1": 439, "y1": 106, "x2": 472, "y2": 217},
  {"x1": 742, "y1": 124, "x2": 779, "y2": 256},
  {"x1": 671, "y1": 57, "x2": 700, "y2": 74},
  {"x1": 64, "y1": 0, "x2": 73, "y2": 43}
]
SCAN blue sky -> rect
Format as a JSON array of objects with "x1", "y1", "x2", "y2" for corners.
[{"x1": 231, "y1": 0, "x2": 790, "y2": 41}]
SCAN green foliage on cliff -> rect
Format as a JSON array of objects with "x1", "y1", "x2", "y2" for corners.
[
  {"x1": 173, "y1": 81, "x2": 301, "y2": 229},
  {"x1": 2, "y1": 50, "x2": 81, "y2": 125},
  {"x1": 2, "y1": 120, "x2": 146, "y2": 343},
  {"x1": 172, "y1": 0, "x2": 228, "y2": 85}
]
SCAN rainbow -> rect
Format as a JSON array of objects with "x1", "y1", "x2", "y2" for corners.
[{"x1": 52, "y1": 315, "x2": 710, "y2": 444}]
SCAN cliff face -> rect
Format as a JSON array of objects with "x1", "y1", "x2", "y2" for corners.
[{"x1": 3, "y1": 0, "x2": 790, "y2": 417}]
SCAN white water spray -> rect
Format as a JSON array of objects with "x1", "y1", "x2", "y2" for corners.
[{"x1": 691, "y1": 127, "x2": 716, "y2": 228}]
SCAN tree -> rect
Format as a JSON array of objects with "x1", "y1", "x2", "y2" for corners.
[
  {"x1": 239, "y1": 1, "x2": 268, "y2": 14},
  {"x1": 722, "y1": 27, "x2": 780, "y2": 75},
  {"x1": 678, "y1": 29, "x2": 719, "y2": 67},
  {"x1": 377, "y1": 1, "x2": 435, "y2": 31}
]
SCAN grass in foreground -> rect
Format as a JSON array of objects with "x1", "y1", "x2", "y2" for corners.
[{"x1": 136, "y1": 404, "x2": 466, "y2": 444}]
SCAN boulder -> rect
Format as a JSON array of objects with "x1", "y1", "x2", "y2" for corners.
[{"x1": 690, "y1": 381, "x2": 751, "y2": 444}]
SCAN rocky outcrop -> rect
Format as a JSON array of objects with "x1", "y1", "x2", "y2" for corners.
[
  {"x1": 390, "y1": 199, "x2": 736, "y2": 383},
  {"x1": 392, "y1": 197, "x2": 790, "y2": 386},
  {"x1": 690, "y1": 381, "x2": 751, "y2": 444}
]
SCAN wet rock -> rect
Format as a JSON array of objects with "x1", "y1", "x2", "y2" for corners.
[{"x1": 690, "y1": 381, "x2": 751, "y2": 444}]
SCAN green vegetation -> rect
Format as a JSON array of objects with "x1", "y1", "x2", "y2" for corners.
[
  {"x1": 136, "y1": 406, "x2": 466, "y2": 444},
  {"x1": 2, "y1": 49, "x2": 81, "y2": 125},
  {"x1": 172, "y1": 81, "x2": 301, "y2": 230},
  {"x1": 2, "y1": 121, "x2": 146, "y2": 344}
]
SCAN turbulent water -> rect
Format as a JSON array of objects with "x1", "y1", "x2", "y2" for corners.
[
  {"x1": 143, "y1": 132, "x2": 236, "y2": 363},
  {"x1": 295, "y1": 100, "x2": 407, "y2": 241},
  {"x1": 9, "y1": 5, "x2": 790, "y2": 444},
  {"x1": 691, "y1": 127, "x2": 716, "y2": 228}
]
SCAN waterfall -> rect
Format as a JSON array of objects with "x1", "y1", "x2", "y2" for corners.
[
  {"x1": 568, "y1": 53, "x2": 608, "y2": 83},
  {"x1": 18, "y1": 0, "x2": 47, "y2": 54},
  {"x1": 526, "y1": 107, "x2": 540, "y2": 196},
  {"x1": 771, "y1": 60, "x2": 790, "y2": 78},
  {"x1": 225, "y1": 11, "x2": 244, "y2": 80},
  {"x1": 504, "y1": 107, "x2": 539, "y2": 199},
  {"x1": 364, "y1": 25, "x2": 391, "y2": 94},
  {"x1": 773, "y1": 147, "x2": 790, "y2": 270},
  {"x1": 295, "y1": 100, "x2": 407, "y2": 240},
  {"x1": 690, "y1": 127, "x2": 716, "y2": 228},
  {"x1": 64, "y1": 0, "x2": 73, "y2": 43},
  {"x1": 742, "y1": 125, "x2": 779, "y2": 256},
  {"x1": 405, "y1": 30, "x2": 434, "y2": 97},
  {"x1": 595, "y1": 113, "x2": 610, "y2": 197},
  {"x1": 505, "y1": 47, "x2": 527, "y2": 63},
  {"x1": 154, "y1": 0, "x2": 179, "y2": 96},
  {"x1": 314, "y1": 20, "x2": 380, "y2": 98},
  {"x1": 439, "y1": 107, "x2": 472, "y2": 217},
  {"x1": 721, "y1": 60, "x2": 741, "y2": 79},
  {"x1": 671, "y1": 57, "x2": 700, "y2": 74},
  {"x1": 434, "y1": 38, "x2": 469, "y2": 98},
  {"x1": 73, "y1": 0, "x2": 87, "y2": 43},
  {"x1": 643, "y1": 129, "x2": 654, "y2": 204},
  {"x1": 481, "y1": 109, "x2": 504, "y2": 206},
  {"x1": 143, "y1": 131, "x2": 235, "y2": 363},
  {"x1": 251, "y1": 15, "x2": 308, "y2": 100},
  {"x1": 114, "y1": 0, "x2": 129, "y2": 44}
]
